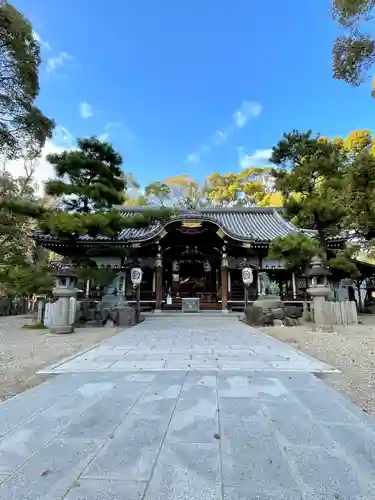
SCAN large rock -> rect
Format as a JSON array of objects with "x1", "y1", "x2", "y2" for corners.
[
  {"x1": 271, "y1": 307, "x2": 285, "y2": 320},
  {"x1": 284, "y1": 305, "x2": 303, "y2": 319},
  {"x1": 110, "y1": 306, "x2": 137, "y2": 327},
  {"x1": 284, "y1": 317, "x2": 299, "y2": 326},
  {"x1": 244, "y1": 307, "x2": 275, "y2": 326},
  {"x1": 260, "y1": 313, "x2": 274, "y2": 326},
  {"x1": 244, "y1": 306, "x2": 265, "y2": 326}
]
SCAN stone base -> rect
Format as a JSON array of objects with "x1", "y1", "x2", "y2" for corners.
[
  {"x1": 49, "y1": 325, "x2": 74, "y2": 334},
  {"x1": 313, "y1": 324, "x2": 335, "y2": 333},
  {"x1": 222, "y1": 308, "x2": 229, "y2": 315},
  {"x1": 154, "y1": 308, "x2": 162, "y2": 314}
]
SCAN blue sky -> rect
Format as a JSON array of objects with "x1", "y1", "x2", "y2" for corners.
[{"x1": 14, "y1": 0, "x2": 375, "y2": 187}]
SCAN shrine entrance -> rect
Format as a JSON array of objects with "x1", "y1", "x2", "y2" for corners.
[{"x1": 160, "y1": 221, "x2": 225, "y2": 310}]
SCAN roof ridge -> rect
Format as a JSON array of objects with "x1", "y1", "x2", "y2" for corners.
[{"x1": 117, "y1": 205, "x2": 281, "y2": 214}]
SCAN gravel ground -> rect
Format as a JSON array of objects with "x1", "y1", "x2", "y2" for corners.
[
  {"x1": 0, "y1": 315, "x2": 121, "y2": 402},
  {"x1": 259, "y1": 315, "x2": 375, "y2": 416}
]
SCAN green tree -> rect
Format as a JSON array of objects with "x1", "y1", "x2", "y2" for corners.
[
  {"x1": 206, "y1": 168, "x2": 268, "y2": 207},
  {"x1": 0, "y1": 263, "x2": 53, "y2": 296},
  {"x1": 123, "y1": 173, "x2": 148, "y2": 205},
  {"x1": 268, "y1": 233, "x2": 320, "y2": 274},
  {"x1": 45, "y1": 137, "x2": 126, "y2": 212},
  {"x1": 331, "y1": 0, "x2": 375, "y2": 86},
  {"x1": 327, "y1": 245, "x2": 368, "y2": 311},
  {"x1": 145, "y1": 181, "x2": 171, "y2": 206},
  {"x1": 270, "y1": 130, "x2": 347, "y2": 253},
  {"x1": 0, "y1": 164, "x2": 39, "y2": 266},
  {"x1": 0, "y1": 2, "x2": 54, "y2": 159},
  {"x1": 163, "y1": 174, "x2": 206, "y2": 208},
  {"x1": 342, "y1": 149, "x2": 375, "y2": 240}
]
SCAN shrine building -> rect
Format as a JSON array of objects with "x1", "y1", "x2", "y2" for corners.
[{"x1": 33, "y1": 206, "x2": 345, "y2": 312}]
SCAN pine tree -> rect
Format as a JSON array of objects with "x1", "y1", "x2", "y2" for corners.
[{"x1": 45, "y1": 137, "x2": 126, "y2": 212}]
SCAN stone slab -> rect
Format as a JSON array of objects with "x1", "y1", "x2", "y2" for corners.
[
  {"x1": 223, "y1": 486, "x2": 304, "y2": 499},
  {"x1": 82, "y1": 415, "x2": 170, "y2": 481},
  {"x1": 143, "y1": 441, "x2": 221, "y2": 500},
  {"x1": 0, "y1": 438, "x2": 104, "y2": 500},
  {"x1": 1, "y1": 316, "x2": 375, "y2": 499},
  {"x1": 63, "y1": 479, "x2": 147, "y2": 500},
  {"x1": 40, "y1": 316, "x2": 333, "y2": 374}
]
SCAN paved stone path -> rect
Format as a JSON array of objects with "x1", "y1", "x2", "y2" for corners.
[
  {"x1": 1, "y1": 316, "x2": 375, "y2": 499},
  {"x1": 40, "y1": 316, "x2": 333, "y2": 374}
]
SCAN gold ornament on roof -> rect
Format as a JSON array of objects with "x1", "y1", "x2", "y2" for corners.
[{"x1": 181, "y1": 220, "x2": 202, "y2": 228}]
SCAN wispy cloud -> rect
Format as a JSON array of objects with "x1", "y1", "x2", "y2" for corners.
[
  {"x1": 238, "y1": 147, "x2": 272, "y2": 169},
  {"x1": 79, "y1": 102, "x2": 93, "y2": 119},
  {"x1": 185, "y1": 100, "x2": 262, "y2": 164},
  {"x1": 32, "y1": 30, "x2": 52, "y2": 51},
  {"x1": 233, "y1": 101, "x2": 262, "y2": 128},
  {"x1": 98, "y1": 122, "x2": 135, "y2": 143},
  {"x1": 46, "y1": 52, "x2": 72, "y2": 73},
  {"x1": 185, "y1": 153, "x2": 200, "y2": 164}
]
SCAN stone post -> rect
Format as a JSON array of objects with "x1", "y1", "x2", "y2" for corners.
[
  {"x1": 49, "y1": 269, "x2": 77, "y2": 334},
  {"x1": 306, "y1": 256, "x2": 333, "y2": 333}
]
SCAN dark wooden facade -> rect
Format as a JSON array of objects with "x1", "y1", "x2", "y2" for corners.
[{"x1": 33, "y1": 207, "x2": 345, "y2": 311}]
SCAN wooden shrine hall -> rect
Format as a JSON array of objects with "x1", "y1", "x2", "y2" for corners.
[{"x1": 33, "y1": 206, "x2": 344, "y2": 312}]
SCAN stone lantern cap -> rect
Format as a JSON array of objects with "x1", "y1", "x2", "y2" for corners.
[
  {"x1": 306, "y1": 255, "x2": 331, "y2": 277},
  {"x1": 55, "y1": 268, "x2": 77, "y2": 278},
  {"x1": 306, "y1": 266, "x2": 331, "y2": 277}
]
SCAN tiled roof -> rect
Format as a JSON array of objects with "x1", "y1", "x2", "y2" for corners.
[{"x1": 33, "y1": 207, "x2": 305, "y2": 244}]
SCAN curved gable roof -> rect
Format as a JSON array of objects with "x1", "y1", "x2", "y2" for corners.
[{"x1": 72, "y1": 206, "x2": 300, "y2": 243}]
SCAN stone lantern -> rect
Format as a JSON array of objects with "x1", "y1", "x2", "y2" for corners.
[
  {"x1": 306, "y1": 256, "x2": 333, "y2": 332},
  {"x1": 49, "y1": 268, "x2": 77, "y2": 334}
]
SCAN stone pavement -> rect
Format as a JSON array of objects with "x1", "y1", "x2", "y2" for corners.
[
  {"x1": 1, "y1": 316, "x2": 375, "y2": 499},
  {"x1": 40, "y1": 315, "x2": 333, "y2": 374}
]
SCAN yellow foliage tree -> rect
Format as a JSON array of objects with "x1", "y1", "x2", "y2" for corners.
[
  {"x1": 333, "y1": 129, "x2": 375, "y2": 156},
  {"x1": 164, "y1": 174, "x2": 205, "y2": 208}
]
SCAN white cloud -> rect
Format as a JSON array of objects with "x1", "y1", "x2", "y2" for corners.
[
  {"x1": 5, "y1": 141, "x2": 67, "y2": 197},
  {"x1": 212, "y1": 130, "x2": 228, "y2": 146},
  {"x1": 98, "y1": 132, "x2": 109, "y2": 142},
  {"x1": 79, "y1": 102, "x2": 93, "y2": 119},
  {"x1": 185, "y1": 99, "x2": 262, "y2": 164},
  {"x1": 4, "y1": 126, "x2": 75, "y2": 196},
  {"x1": 185, "y1": 153, "x2": 201, "y2": 164},
  {"x1": 98, "y1": 122, "x2": 134, "y2": 143},
  {"x1": 46, "y1": 52, "x2": 72, "y2": 73},
  {"x1": 32, "y1": 30, "x2": 52, "y2": 51},
  {"x1": 53, "y1": 125, "x2": 74, "y2": 147},
  {"x1": 233, "y1": 101, "x2": 263, "y2": 128},
  {"x1": 238, "y1": 147, "x2": 273, "y2": 169}
]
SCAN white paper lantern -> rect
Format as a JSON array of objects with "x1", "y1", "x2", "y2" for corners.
[
  {"x1": 130, "y1": 267, "x2": 143, "y2": 286},
  {"x1": 241, "y1": 267, "x2": 253, "y2": 286}
]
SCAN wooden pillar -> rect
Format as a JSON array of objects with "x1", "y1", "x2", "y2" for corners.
[
  {"x1": 292, "y1": 272, "x2": 297, "y2": 299},
  {"x1": 155, "y1": 246, "x2": 163, "y2": 312},
  {"x1": 221, "y1": 267, "x2": 228, "y2": 312},
  {"x1": 257, "y1": 271, "x2": 262, "y2": 297},
  {"x1": 221, "y1": 245, "x2": 229, "y2": 313},
  {"x1": 85, "y1": 278, "x2": 90, "y2": 298}
]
